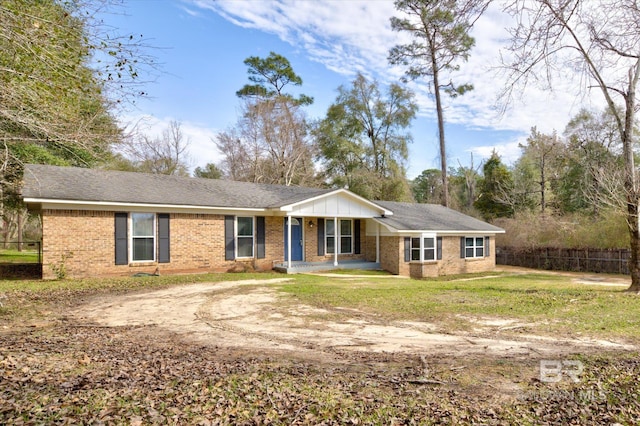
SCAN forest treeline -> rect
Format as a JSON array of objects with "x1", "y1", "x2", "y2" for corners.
[{"x1": 417, "y1": 109, "x2": 632, "y2": 250}]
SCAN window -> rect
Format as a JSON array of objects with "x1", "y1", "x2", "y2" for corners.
[
  {"x1": 325, "y1": 219, "x2": 353, "y2": 254},
  {"x1": 465, "y1": 237, "x2": 484, "y2": 258},
  {"x1": 132, "y1": 213, "x2": 155, "y2": 261},
  {"x1": 326, "y1": 219, "x2": 335, "y2": 254},
  {"x1": 423, "y1": 237, "x2": 435, "y2": 260},
  {"x1": 236, "y1": 216, "x2": 254, "y2": 258},
  {"x1": 340, "y1": 219, "x2": 353, "y2": 254},
  {"x1": 411, "y1": 235, "x2": 436, "y2": 261},
  {"x1": 116, "y1": 213, "x2": 169, "y2": 265}
]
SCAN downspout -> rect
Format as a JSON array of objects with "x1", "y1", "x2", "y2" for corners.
[
  {"x1": 334, "y1": 216, "x2": 339, "y2": 266},
  {"x1": 376, "y1": 222, "x2": 380, "y2": 264}
]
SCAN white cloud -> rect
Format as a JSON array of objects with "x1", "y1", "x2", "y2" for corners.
[
  {"x1": 470, "y1": 140, "x2": 523, "y2": 166},
  {"x1": 188, "y1": 0, "x2": 607, "y2": 139}
]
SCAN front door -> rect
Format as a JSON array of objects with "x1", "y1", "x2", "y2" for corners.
[{"x1": 284, "y1": 217, "x2": 303, "y2": 261}]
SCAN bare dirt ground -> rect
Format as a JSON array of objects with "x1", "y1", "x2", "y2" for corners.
[
  {"x1": 3, "y1": 269, "x2": 639, "y2": 423},
  {"x1": 71, "y1": 269, "x2": 635, "y2": 362}
]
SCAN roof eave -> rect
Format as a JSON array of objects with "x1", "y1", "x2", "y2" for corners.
[
  {"x1": 370, "y1": 218, "x2": 505, "y2": 234},
  {"x1": 23, "y1": 198, "x2": 267, "y2": 213}
]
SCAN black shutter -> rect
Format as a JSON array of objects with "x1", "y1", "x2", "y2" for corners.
[
  {"x1": 460, "y1": 237, "x2": 466, "y2": 258},
  {"x1": 485, "y1": 236, "x2": 490, "y2": 257},
  {"x1": 256, "y1": 216, "x2": 266, "y2": 259},
  {"x1": 225, "y1": 215, "x2": 235, "y2": 260},
  {"x1": 115, "y1": 212, "x2": 128, "y2": 265},
  {"x1": 158, "y1": 214, "x2": 170, "y2": 263},
  {"x1": 437, "y1": 237, "x2": 442, "y2": 260},
  {"x1": 354, "y1": 219, "x2": 361, "y2": 254},
  {"x1": 317, "y1": 218, "x2": 325, "y2": 256},
  {"x1": 404, "y1": 237, "x2": 411, "y2": 262}
]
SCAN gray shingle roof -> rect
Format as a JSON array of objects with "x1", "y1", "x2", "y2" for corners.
[
  {"x1": 374, "y1": 201, "x2": 504, "y2": 233},
  {"x1": 22, "y1": 164, "x2": 334, "y2": 209},
  {"x1": 21, "y1": 165, "x2": 503, "y2": 233}
]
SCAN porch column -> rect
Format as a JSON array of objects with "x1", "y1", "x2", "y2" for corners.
[
  {"x1": 376, "y1": 223, "x2": 380, "y2": 263},
  {"x1": 334, "y1": 216, "x2": 339, "y2": 266},
  {"x1": 287, "y1": 215, "x2": 292, "y2": 269}
]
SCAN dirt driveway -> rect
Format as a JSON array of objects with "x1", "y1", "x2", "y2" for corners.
[{"x1": 71, "y1": 270, "x2": 635, "y2": 361}]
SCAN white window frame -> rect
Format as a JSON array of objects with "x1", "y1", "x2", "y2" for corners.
[
  {"x1": 326, "y1": 219, "x2": 335, "y2": 255},
  {"x1": 236, "y1": 216, "x2": 255, "y2": 259},
  {"x1": 465, "y1": 236, "x2": 485, "y2": 258},
  {"x1": 130, "y1": 212, "x2": 156, "y2": 262},
  {"x1": 326, "y1": 219, "x2": 353, "y2": 255},
  {"x1": 411, "y1": 234, "x2": 436, "y2": 262}
]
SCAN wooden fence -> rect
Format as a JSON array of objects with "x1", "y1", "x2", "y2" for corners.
[{"x1": 496, "y1": 246, "x2": 631, "y2": 275}]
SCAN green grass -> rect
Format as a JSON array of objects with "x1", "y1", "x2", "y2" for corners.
[
  {"x1": 0, "y1": 271, "x2": 284, "y2": 321},
  {"x1": 0, "y1": 271, "x2": 282, "y2": 294},
  {"x1": 2, "y1": 270, "x2": 638, "y2": 340},
  {"x1": 0, "y1": 249, "x2": 39, "y2": 263},
  {"x1": 279, "y1": 272, "x2": 640, "y2": 339}
]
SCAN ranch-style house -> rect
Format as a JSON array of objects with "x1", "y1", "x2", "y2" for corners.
[{"x1": 21, "y1": 164, "x2": 504, "y2": 279}]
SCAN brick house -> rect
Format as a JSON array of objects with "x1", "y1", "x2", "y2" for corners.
[{"x1": 21, "y1": 164, "x2": 504, "y2": 279}]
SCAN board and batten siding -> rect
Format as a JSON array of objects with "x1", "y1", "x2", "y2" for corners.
[{"x1": 288, "y1": 194, "x2": 383, "y2": 218}]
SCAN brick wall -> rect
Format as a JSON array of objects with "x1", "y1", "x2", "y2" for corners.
[
  {"x1": 373, "y1": 235, "x2": 496, "y2": 277},
  {"x1": 41, "y1": 211, "x2": 371, "y2": 279},
  {"x1": 40, "y1": 209, "x2": 495, "y2": 279},
  {"x1": 378, "y1": 236, "x2": 409, "y2": 276},
  {"x1": 265, "y1": 216, "x2": 285, "y2": 268},
  {"x1": 409, "y1": 261, "x2": 439, "y2": 278},
  {"x1": 42, "y1": 209, "x2": 117, "y2": 279},
  {"x1": 42, "y1": 210, "x2": 284, "y2": 279},
  {"x1": 437, "y1": 236, "x2": 495, "y2": 276}
]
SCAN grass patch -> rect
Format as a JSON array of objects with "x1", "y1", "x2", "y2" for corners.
[
  {"x1": 0, "y1": 271, "x2": 284, "y2": 322},
  {"x1": 0, "y1": 249, "x2": 39, "y2": 263},
  {"x1": 280, "y1": 272, "x2": 640, "y2": 340},
  {"x1": 0, "y1": 271, "x2": 281, "y2": 294}
]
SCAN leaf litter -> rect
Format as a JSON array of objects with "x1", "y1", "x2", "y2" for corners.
[{"x1": 0, "y1": 277, "x2": 638, "y2": 424}]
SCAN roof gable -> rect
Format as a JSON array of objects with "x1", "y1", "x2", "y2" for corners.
[{"x1": 279, "y1": 189, "x2": 391, "y2": 217}]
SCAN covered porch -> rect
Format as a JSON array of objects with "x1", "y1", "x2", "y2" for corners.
[
  {"x1": 276, "y1": 189, "x2": 393, "y2": 273},
  {"x1": 273, "y1": 259, "x2": 381, "y2": 274}
]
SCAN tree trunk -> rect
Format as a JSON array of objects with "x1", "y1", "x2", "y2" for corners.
[
  {"x1": 432, "y1": 62, "x2": 449, "y2": 207},
  {"x1": 539, "y1": 157, "x2": 546, "y2": 214},
  {"x1": 624, "y1": 63, "x2": 640, "y2": 292},
  {"x1": 626, "y1": 199, "x2": 640, "y2": 292},
  {"x1": 17, "y1": 209, "x2": 24, "y2": 252}
]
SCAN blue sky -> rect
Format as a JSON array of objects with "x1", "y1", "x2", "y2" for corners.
[{"x1": 102, "y1": 0, "x2": 603, "y2": 179}]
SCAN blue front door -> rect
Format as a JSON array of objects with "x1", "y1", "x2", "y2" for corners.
[{"x1": 284, "y1": 217, "x2": 303, "y2": 261}]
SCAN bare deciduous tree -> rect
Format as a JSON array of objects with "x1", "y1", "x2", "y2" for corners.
[
  {"x1": 502, "y1": 0, "x2": 640, "y2": 291},
  {"x1": 124, "y1": 120, "x2": 191, "y2": 176},
  {"x1": 217, "y1": 52, "x2": 317, "y2": 187},
  {"x1": 216, "y1": 99, "x2": 316, "y2": 186},
  {"x1": 559, "y1": 108, "x2": 624, "y2": 215}
]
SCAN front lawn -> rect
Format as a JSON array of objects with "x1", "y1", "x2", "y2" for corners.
[
  {"x1": 1, "y1": 270, "x2": 639, "y2": 424},
  {"x1": 280, "y1": 272, "x2": 639, "y2": 340}
]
